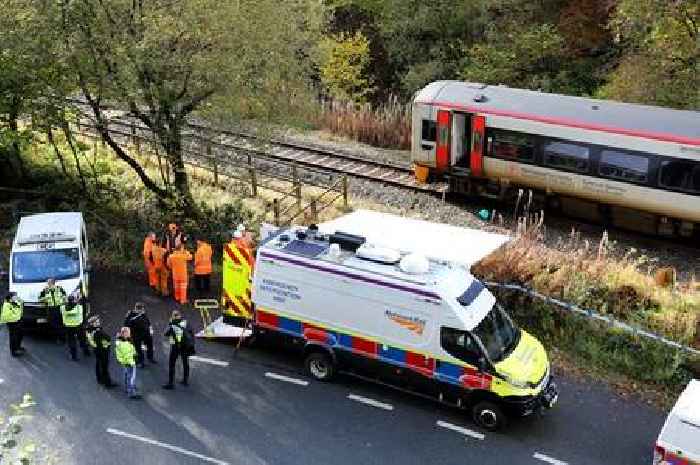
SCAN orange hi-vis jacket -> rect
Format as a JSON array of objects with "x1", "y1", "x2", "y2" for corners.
[
  {"x1": 167, "y1": 249, "x2": 193, "y2": 278},
  {"x1": 152, "y1": 244, "x2": 165, "y2": 269},
  {"x1": 143, "y1": 237, "x2": 155, "y2": 263},
  {"x1": 194, "y1": 242, "x2": 213, "y2": 275}
]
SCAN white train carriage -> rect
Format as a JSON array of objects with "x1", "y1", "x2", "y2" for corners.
[{"x1": 412, "y1": 81, "x2": 700, "y2": 237}]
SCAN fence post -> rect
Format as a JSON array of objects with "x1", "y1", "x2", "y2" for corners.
[
  {"x1": 131, "y1": 122, "x2": 136, "y2": 146},
  {"x1": 342, "y1": 176, "x2": 349, "y2": 211},
  {"x1": 248, "y1": 153, "x2": 257, "y2": 197},
  {"x1": 273, "y1": 198, "x2": 280, "y2": 226},
  {"x1": 208, "y1": 144, "x2": 218, "y2": 187},
  {"x1": 311, "y1": 199, "x2": 318, "y2": 223}
]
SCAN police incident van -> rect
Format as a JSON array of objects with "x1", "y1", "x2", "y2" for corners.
[
  {"x1": 251, "y1": 211, "x2": 558, "y2": 430},
  {"x1": 9, "y1": 212, "x2": 90, "y2": 324}
]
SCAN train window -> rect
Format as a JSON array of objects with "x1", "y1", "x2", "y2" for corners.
[
  {"x1": 421, "y1": 120, "x2": 437, "y2": 142},
  {"x1": 599, "y1": 150, "x2": 649, "y2": 184},
  {"x1": 543, "y1": 141, "x2": 590, "y2": 173},
  {"x1": 659, "y1": 160, "x2": 700, "y2": 194},
  {"x1": 488, "y1": 130, "x2": 535, "y2": 162}
]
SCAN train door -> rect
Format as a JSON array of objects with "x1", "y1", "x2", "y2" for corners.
[
  {"x1": 470, "y1": 115, "x2": 486, "y2": 177},
  {"x1": 451, "y1": 113, "x2": 471, "y2": 169},
  {"x1": 436, "y1": 110, "x2": 451, "y2": 173}
]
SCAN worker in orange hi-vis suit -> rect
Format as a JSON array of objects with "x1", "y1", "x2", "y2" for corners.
[
  {"x1": 143, "y1": 232, "x2": 158, "y2": 290},
  {"x1": 151, "y1": 240, "x2": 169, "y2": 297},
  {"x1": 193, "y1": 238, "x2": 213, "y2": 298},
  {"x1": 167, "y1": 243, "x2": 193, "y2": 305}
]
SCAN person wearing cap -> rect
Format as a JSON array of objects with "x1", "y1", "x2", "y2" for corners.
[
  {"x1": 167, "y1": 242, "x2": 193, "y2": 305},
  {"x1": 1, "y1": 293, "x2": 25, "y2": 357},
  {"x1": 193, "y1": 238, "x2": 213, "y2": 297},
  {"x1": 162, "y1": 310, "x2": 192, "y2": 390},
  {"x1": 143, "y1": 232, "x2": 158, "y2": 290},
  {"x1": 86, "y1": 316, "x2": 115, "y2": 388},
  {"x1": 124, "y1": 302, "x2": 156, "y2": 368},
  {"x1": 115, "y1": 327, "x2": 141, "y2": 399},
  {"x1": 39, "y1": 278, "x2": 67, "y2": 344},
  {"x1": 61, "y1": 295, "x2": 87, "y2": 361}
]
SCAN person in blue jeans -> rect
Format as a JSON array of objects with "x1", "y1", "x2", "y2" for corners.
[{"x1": 115, "y1": 327, "x2": 141, "y2": 399}]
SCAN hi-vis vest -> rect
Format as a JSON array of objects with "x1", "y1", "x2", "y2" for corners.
[
  {"x1": 61, "y1": 303, "x2": 84, "y2": 327},
  {"x1": 1, "y1": 300, "x2": 23, "y2": 324},
  {"x1": 222, "y1": 239, "x2": 254, "y2": 319}
]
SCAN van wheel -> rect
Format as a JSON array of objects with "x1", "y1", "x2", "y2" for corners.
[
  {"x1": 304, "y1": 352, "x2": 335, "y2": 381},
  {"x1": 472, "y1": 401, "x2": 507, "y2": 431}
]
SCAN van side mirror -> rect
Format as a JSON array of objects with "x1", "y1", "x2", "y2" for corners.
[{"x1": 477, "y1": 356, "x2": 488, "y2": 372}]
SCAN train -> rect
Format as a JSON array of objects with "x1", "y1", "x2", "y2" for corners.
[{"x1": 411, "y1": 81, "x2": 700, "y2": 237}]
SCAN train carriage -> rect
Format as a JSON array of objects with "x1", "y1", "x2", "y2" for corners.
[{"x1": 412, "y1": 81, "x2": 700, "y2": 237}]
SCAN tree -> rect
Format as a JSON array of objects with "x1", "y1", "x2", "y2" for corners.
[
  {"x1": 0, "y1": 1, "x2": 68, "y2": 181},
  {"x1": 57, "y1": 0, "x2": 323, "y2": 217},
  {"x1": 319, "y1": 31, "x2": 374, "y2": 103},
  {"x1": 599, "y1": 0, "x2": 699, "y2": 110}
]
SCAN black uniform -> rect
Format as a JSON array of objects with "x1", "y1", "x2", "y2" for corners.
[
  {"x1": 163, "y1": 318, "x2": 191, "y2": 388},
  {"x1": 2, "y1": 298, "x2": 25, "y2": 356},
  {"x1": 124, "y1": 310, "x2": 155, "y2": 367},
  {"x1": 87, "y1": 326, "x2": 115, "y2": 387}
]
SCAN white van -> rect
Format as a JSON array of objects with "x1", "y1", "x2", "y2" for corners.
[
  {"x1": 251, "y1": 220, "x2": 557, "y2": 430},
  {"x1": 654, "y1": 379, "x2": 700, "y2": 465},
  {"x1": 9, "y1": 212, "x2": 90, "y2": 325}
]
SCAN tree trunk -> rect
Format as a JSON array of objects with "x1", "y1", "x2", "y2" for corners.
[
  {"x1": 165, "y1": 124, "x2": 199, "y2": 219},
  {"x1": 8, "y1": 101, "x2": 27, "y2": 179},
  {"x1": 46, "y1": 127, "x2": 69, "y2": 177}
]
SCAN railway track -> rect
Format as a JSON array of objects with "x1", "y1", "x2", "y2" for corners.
[{"x1": 74, "y1": 102, "x2": 447, "y2": 194}]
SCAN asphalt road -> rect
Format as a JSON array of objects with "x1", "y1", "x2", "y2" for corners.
[{"x1": 0, "y1": 273, "x2": 665, "y2": 465}]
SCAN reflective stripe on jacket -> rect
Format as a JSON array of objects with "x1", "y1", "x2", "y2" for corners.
[
  {"x1": 61, "y1": 303, "x2": 84, "y2": 327},
  {"x1": 1, "y1": 300, "x2": 23, "y2": 324},
  {"x1": 167, "y1": 250, "x2": 192, "y2": 277},
  {"x1": 115, "y1": 339, "x2": 136, "y2": 366},
  {"x1": 194, "y1": 243, "x2": 213, "y2": 275},
  {"x1": 40, "y1": 287, "x2": 66, "y2": 307},
  {"x1": 166, "y1": 320, "x2": 187, "y2": 345}
]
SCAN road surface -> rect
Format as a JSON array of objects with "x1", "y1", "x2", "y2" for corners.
[{"x1": 0, "y1": 273, "x2": 664, "y2": 465}]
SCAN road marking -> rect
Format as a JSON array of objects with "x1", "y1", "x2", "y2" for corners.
[
  {"x1": 533, "y1": 452, "x2": 569, "y2": 465},
  {"x1": 347, "y1": 393, "x2": 394, "y2": 411},
  {"x1": 188, "y1": 356, "x2": 229, "y2": 367},
  {"x1": 436, "y1": 420, "x2": 485, "y2": 440},
  {"x1": 106, "y1": 428, "x2": 229, "y2": 465},
  {"x1": 264, "y1": 372, "x2": 309, "y2": 386}
]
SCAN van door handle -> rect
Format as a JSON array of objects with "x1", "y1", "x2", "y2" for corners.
[
  {"x1": 421, "y1": 144, "x2": 433, "y2": 150},
  {"x1": 261, "y1": 259, "x2": 276, "y2": 265}
]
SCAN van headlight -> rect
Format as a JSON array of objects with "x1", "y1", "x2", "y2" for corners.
[{"x1": 501, "y1": 373, "x2": 529, "y2": 389}]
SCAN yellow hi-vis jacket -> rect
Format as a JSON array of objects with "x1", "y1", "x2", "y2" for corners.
[
  {"x1": 115, "y1": 339, "x2": 136, "y2": 366},
  {"x1": 1, "y1": 299, "x2": 23, "y2": 324},
  {"x1": 222, "y1": 239, "x2": 254, "y2": 319},
  {"x1": 61, "y1": 303, "x2": 84, "y2": 327}
]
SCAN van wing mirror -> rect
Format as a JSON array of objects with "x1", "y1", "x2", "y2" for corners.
[{"x1": 477, "y1": 356, "x2": 489, "y2": 372}]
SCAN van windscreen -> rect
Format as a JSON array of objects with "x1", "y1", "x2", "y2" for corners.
[{"x1": 12, "y1": 248, "x2": 80, "y2": 283}]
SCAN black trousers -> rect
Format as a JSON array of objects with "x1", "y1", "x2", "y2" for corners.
[
  {"x1": 133, "y1": 332, "x2": 155, "y2": 365},
  {"x1": 194, "y1": 274, "x2": 211, "y2": 295},
  {"x1": 168, "y1": 345, "x2": 189, "y2": 384},
  {"x1": 65, "y1": 326, "x2": 89, "y2": 360},
  {"x1": 48, "y1": 307, "x2": 64, "y2": 342},
  {"x1": 65, "y1": 326, "x2": 79, "y2": 360},
  {"x1": 7, "y1": 322, "x2": 23, "y2": 355},
  {"x1": 95, "y1": 348, "x2": 112, "y2": 385}
]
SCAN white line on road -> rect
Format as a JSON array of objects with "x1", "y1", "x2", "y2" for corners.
[
  {"x1": 264, "y1": 372, "x2": 309, "y2": 386},
  {"x1": 533, "y1": 452, "x2": 569, "y2": 465},
  {"x1": 106, "y1": 428, "x2": 230, "y2": 465},
  {"x1": 347, "y1": 393, "x2": 394, "y2": 411},
  {"x1": 188, "y1": 356, "x2": 230, "y2": 367},
  {"x1": 436, "y1": 420, "x2": 485, "y2": 440}
]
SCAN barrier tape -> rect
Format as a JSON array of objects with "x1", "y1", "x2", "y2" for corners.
[{"x1": 485, "y1": 281, "x2": 700, "y2": 357}]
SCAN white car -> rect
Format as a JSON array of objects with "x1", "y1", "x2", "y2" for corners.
[{"x1": 654, "y1": 379, "x2": 700, "y2": 464}]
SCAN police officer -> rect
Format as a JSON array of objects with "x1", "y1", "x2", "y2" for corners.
[
  {"x1": 61, "y1": 295, "x2": 86, "y2": 361},
  {"x1": 39, "y1": 278, "x2": 67, "y2": 344},
  {"x1": 1, "y1": 293, "x2": 25, "y2": 356},
  {"x1": 162, "y1": 310, "x2": 192, "y2": 390},
  {"x1": 86, "y1": 316, "x2": 116, "y2": 388},
  {"x1": 124, "y1": 302, "x2": 156, "y2": 368}
]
